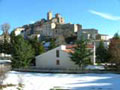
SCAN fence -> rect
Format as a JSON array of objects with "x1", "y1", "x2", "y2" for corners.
[{"x1": 13, "y1": 67, "x2": 120, "y2": 74}]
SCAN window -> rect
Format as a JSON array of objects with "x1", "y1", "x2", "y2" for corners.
[
  {"x1": 56, "y1": 60, "x2": 60, "y2": 65},
  {"x1": 56, "y1": 50, "x2": 59, "y2": 57}
]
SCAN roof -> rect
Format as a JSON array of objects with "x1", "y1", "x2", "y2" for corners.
[
  {"x1": 64, "y1": 44, "x2": 94, "y2": 53},
  {"x1": 36, "y1": 44, "x2": 94, "y2": 57},
  {"x1": 66, "y1": 44, "x2": 94, "y2": 49},
  {"x1": 98, "y1": 34, "x2": 108, "y2": 36},
  {"x1": 63, "y1": 49, "x2": 74, "y2": 53}
]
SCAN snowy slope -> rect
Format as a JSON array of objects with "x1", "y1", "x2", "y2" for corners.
[{"x1": 3, "y1": 71, "x2": 120, "y2": 90}]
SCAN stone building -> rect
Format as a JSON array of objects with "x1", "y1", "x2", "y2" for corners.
[
  {"x1": 77, "y1": 29, "x2": 110, "y2": 48},
  {"x1": 96, "y1": 34, "x2": 109, "y2": 41},
  {"x1": 77, "y1": 29, "x2": 98, "y2": 40},
  {"x1": 15, "y1": 11, "x2": 82, "y2": 44}
]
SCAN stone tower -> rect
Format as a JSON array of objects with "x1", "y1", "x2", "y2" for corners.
[
  {"x1": 55, "y1": 13, "x2": 61, "y2": 18},
  {"x1": 55, "y1": 13, "x2": 64, "y2": 24},
  {"x1": 47, "y1": 11, "x2": 52, "y2": 21}
]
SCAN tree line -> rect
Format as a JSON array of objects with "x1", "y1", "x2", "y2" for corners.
[
  {"x1": 1, "y1": 23, "x2": 120, "y2": 70},
  {"x1": 0, "y1": 23, "x2": 56, "y2": 68}
]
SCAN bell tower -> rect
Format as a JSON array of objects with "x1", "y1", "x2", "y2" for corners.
[{"x1": 47, "y1": 11, "x2": 52, "y2": 21}]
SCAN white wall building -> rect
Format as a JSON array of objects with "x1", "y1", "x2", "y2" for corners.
[
  {"x1": 96, "y1": 34, "x2": 109, "y2": 41},
  {"x1": 36, "y1": 45, "x2": 94, "y2": 70},
  {"x1": 14, "y1": 27, "x2": 25, "y2": 36}
]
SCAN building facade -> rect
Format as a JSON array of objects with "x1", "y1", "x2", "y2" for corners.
[
  {"x1": 35, "y1": 45, "x2": 94, "y2": 70},
  {"x1": 14, "y1": 11, "x2": 82, "y2": 45},
  {"x1": 77, "y1": 29, "x2": 110, "y2": 48},
  {"x1": 77, "y1": 29, "x2": 98, "y2": 40},
  {"x1": 14, "y1": 27, "x2": 25, "y2": 36}
]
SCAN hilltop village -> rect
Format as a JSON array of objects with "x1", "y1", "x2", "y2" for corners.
[
  {"x1": 1, "y1": 0, "x2": 120, "y2": 89},
  {"x1": 0, "y1": 11, "x2": 111, "y2": 70},
  {"x1": 14, "y1": 11, "x2": 109, "y2": 46}
]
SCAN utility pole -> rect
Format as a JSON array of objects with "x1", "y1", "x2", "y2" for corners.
[
  {"x1": 93, "y1": 33, "x2": 96, "y2": 65},
  {"x1": 93, "y1": 41, "x2": 96, "y2": 65}
]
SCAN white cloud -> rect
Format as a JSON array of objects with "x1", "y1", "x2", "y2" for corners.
[
  {"x1": 89, "y1": 10, "x2": 120, "y2": 21},
  {"x1": 30, "y1": 21, "x2": 35, "y2": 24}
]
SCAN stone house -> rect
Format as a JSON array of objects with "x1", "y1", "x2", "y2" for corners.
[
  {"x1": 77, "y1": 29, "x2": 98, "y2": 40},
  {"x1": 77, "y1": 29, "x2": 110, "y2": 48}
]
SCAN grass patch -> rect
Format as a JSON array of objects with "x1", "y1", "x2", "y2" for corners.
[
  {"x1": 0, "y1": 84, "x2": 16, "y2": 89},
  {"x1": 50, "y1": 86, "x2": 69, "y2": 90}
]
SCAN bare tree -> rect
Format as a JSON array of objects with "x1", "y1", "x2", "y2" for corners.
[
  {"x1": 1, "y1": 23, "x2": 10, "y2": 34},
  {"x1": 0, "y1": 23, "x2": 11, "y2": 54}
]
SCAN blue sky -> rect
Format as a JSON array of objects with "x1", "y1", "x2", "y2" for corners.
[{"x1": 0, "y1": 0, "x2": 120, "y2": 36}]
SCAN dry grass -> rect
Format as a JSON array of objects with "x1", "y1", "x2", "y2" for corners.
[{"x1": 0, "y1": 84, "x2": 16, "y2": 89}]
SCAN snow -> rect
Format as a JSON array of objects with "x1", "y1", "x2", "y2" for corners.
[
  {"x1": 85, "y1": 65, "x2": 105, "y2": 70},
  {"x1": 2, "y1": 71, "x2": 120, "y2": 90}
]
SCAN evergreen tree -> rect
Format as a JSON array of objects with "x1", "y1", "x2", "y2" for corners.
[
  {"x1": 0, "y1": 43, "x2": 3, "y2": 53},
  {"x1": 48, "y1": 39, "x2": 56, "y2": 50},
  {"x1": 70, "y1": 39, "x2": 92, "y2": 69},
  {"x1": 37, "y1": 42, "x2": 45, "y2": 55},
  {"x1": 96, "y1": 41, "x2": 109, "y2": 63},
  {"x1": 3, "y1": 39, "x2": 11, "y2": 54},
  {"x1": 29, "y1": 37, "x2": 45, "y2": 56},
  {"x1": 113, "y1": 33, "x2": 120, "y2": 39},
  {"x1": 11, "y1": 35, "x2": 35, "y2": 68}
]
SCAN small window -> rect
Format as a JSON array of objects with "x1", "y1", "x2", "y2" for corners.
[
  {"x1": 56, "y1": 60, "x2": 60, "y2": 65},
  {"x1": 56, "y1": 50, "x2": 59, "y2": 57}
]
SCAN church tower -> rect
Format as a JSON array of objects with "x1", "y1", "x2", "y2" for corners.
[{"x1": 47, "y1": 11, "x2": 52, "y2": 21}]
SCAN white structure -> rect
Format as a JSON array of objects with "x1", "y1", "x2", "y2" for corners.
[
  {"x1": 0, "y1": 53, "x2": 11, "y2": 60},
  {"x1": 36, "y1": 45, "x2": 79, "y2": 69},
  {"x1": 96, "y1": 34, "x2": 109, "y2": 41},
  {"x1": 47, "y1": 11, "x2": 53, "y2": 20},
  {"x1": 14, "y1": 27, "x2": 25, "y2": 36},
  {"x1": 36, "y1": 45, "x2": 94, "y2": 70},
  {"x1": 0, "y1": 53, "x2": 11, "y2": 57}
]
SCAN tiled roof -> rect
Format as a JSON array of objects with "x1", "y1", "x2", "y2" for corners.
[
  {"x1": 64, "y1": 44, "x2": 93, "y2": 53},
  {"x1": 63, "y1": 49, "x2": 74, "y2": 53},
  {"x1": 66, "y1": 44, "x2": 94, "y2": 49}
]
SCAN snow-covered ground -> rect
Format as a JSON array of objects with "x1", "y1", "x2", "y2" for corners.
[{"x1": 2, "y1": 71, "x2": 120, "y2": 90}]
